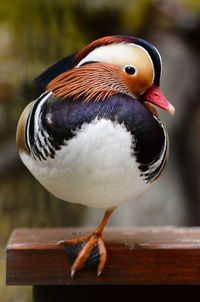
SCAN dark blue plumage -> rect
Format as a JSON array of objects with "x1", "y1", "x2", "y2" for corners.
[{"x1": 39, "y1": 93, "x2": 166, "y2": 182}]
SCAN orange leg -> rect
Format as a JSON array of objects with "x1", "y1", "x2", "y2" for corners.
[{"x1": 58, "y1": 207, "x2": 115, "y2": 277}]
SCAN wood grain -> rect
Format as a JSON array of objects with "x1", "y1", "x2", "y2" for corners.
[{"x1": 6, "y1": 227, "x2": 200, "y2": 285}]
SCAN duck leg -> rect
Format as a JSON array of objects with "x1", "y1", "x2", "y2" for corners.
[{"x1": 58, "y1": 207, "x2": 115, "y2": 277}]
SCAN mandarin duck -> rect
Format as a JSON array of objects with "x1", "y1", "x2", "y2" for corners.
[{"x1": 16, "y1": 35, "x2": 175, "y2": 277}]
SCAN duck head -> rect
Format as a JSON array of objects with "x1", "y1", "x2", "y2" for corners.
[{"x1": 44, "y1": 35, "x2": 175, "y2": 115}]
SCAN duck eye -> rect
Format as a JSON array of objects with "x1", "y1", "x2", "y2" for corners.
[{"x1": 124, "y1": 65, "x2": 136, "y2": 75}]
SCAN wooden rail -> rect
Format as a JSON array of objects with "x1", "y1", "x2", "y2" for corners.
[{"x1": 6, "y1": 227, "x2": 200, "y2": 300}]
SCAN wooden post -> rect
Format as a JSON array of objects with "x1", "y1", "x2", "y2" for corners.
[{"x1": 6, "y1": 227, "x2": 200, "y2": 300}]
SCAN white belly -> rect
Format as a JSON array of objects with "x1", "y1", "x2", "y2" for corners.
[{"x1": 20, "y1": 119, "x2": 150, "y2": 208}]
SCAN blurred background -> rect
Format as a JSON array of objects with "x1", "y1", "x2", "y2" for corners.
[{"x1": 0, "y1": 0, "x2": 200, "y2": 300}]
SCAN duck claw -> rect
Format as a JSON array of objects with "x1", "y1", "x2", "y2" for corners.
[{"x1": 58, "y1": 233, "x2": 107, "y2": 276}]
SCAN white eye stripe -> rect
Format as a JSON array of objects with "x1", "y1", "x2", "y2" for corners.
[
  {"x1": 75, "y1": 46, "x2": 110, "y2": 67},
  {"x1": 76, "y1": 43, "x2": 134, "y2": 68},
  {"x1": 76, "y1": 43, "x2": 155, "y2": 71}
]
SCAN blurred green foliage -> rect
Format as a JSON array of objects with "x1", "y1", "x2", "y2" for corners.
[
  {"x1": 0, "y1": 0, "x2": 199, "y2": 84},
  {"x1": 0, "y1": 0, "x2": 153, "y2": 76}
]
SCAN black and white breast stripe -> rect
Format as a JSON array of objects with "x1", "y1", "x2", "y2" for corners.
[
  {"x1": 138, "y1": 117, "x2": 168, "y2": 183},
  {"x1": 25, "y1": 91, "x2": 56, "y2": 160}
]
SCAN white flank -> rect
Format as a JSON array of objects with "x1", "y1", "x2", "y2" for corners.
[{"x1": 20, "y1": 118, "x2": 151, "y2": 208}]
